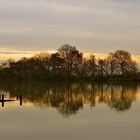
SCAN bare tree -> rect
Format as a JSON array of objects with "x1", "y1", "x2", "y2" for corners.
[
  {"x1": 112, "y1": 50, "x2": 137, "y2": 77},
  {"x1": 58, "y1": 44, "x2": 83, "y2": 80}
]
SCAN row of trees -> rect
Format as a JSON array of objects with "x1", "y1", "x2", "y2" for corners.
[{"x1": 0, "y1": 44, "x2": 139, "y2": 81}]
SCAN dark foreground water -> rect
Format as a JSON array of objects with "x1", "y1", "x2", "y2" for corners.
[{"x1": 0, "y1": 82, "x2": 140, "y2": 140}]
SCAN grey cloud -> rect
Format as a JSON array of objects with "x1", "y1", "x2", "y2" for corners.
[{"x1": 0, "y1": 0, "x2": 139, "y2": 54}]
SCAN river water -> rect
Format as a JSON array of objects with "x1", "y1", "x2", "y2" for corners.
[{"x1": 0, "y1": 82, "x2": 140, "y2": 140}]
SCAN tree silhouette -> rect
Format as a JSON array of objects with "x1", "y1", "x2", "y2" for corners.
[
  {"x1": 58, "y1": 44, "x2": 83, "y2": 80},
  {"x1": 111, "y1": 50, "x2": 137, "y2": 77},
  {"x1": 0, "y1": 45, "x2": 139, "y2": 81}
]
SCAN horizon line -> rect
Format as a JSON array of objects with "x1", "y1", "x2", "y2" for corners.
[{"x1": 0, "y1": 50, "x2": 140, "y2": 64}]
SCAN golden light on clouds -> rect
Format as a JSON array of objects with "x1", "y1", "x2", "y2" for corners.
[
  {"x1": 0, "y1": 49, "x2": 140, "y2": 65},
  {"x1": 132, "y1": 55, "x2": 140, "y2": 64},
  {"x1": 0, "y1": 49, "x2": 56, "y2": 62},
  {"x1": 0, "y1": 52, "x2": 34, "y2": 61}
]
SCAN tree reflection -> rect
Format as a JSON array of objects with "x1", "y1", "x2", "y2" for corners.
[
  {"x1": 0, "y1": 82, "x2": 138, "y2": 116},
  {"x1": 108, "y1": 85, "x2": 136, "y2": 111}
]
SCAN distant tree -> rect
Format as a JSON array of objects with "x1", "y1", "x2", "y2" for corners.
[
  {"x1": 112, "y1": 50, "x2": 137, "y2": 77},
  {"x1": 58, "y1": 44, "x2": 83, "y2": 80},
  {"x1": 80, "y1": 58, "x2": 91, "y2": 79},
  {"x1": 106, "y1": 53, "x2": 117, "y2": 76},
  {"x1": 89, "y1": 54, "x2": 96, "y2": 79},
  {"x1": 50, "y1": 52, "x2": 64, "y2": 79},
  {"x1": 33, "y1": 52, "x2": 50, "y2": 71},
  {"x1": 97, "y1": 59, "x2": 106, "y2": 78}
]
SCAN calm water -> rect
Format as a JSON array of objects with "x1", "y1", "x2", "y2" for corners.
[{"x1": 0, "y1": 82, "x2": 140, "y2": 140}]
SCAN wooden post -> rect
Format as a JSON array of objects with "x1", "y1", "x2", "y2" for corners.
[
  {"x1": 16, "y1": 95, "x2": 19, "y2": 100},
  {"x1": 20, "y1": 95, "x2": 22, "y2": 106},
  {"x1": 2, "y1": 94, "x2": 4, "y2": 107}
]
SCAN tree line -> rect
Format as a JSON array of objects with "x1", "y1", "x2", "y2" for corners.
[{"x1": 0, "y1": 44, "x2": 139, "y2": 81}]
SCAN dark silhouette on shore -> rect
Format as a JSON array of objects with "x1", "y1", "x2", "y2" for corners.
[{"x1": 0, "y1": 44, "x2": 139, "y2": 81}]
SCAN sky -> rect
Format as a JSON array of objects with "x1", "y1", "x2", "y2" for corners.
[{"x1": 0, "y1": 0, "x2": 140, "y2": 61}]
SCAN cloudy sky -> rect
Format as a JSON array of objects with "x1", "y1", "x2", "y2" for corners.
[{"x1": 0, "y1": 0, "x2": 140, "y2": 59}]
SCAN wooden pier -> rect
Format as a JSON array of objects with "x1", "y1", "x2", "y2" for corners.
[{"x1": 0, "y1": 95, "x2": 22, "y2": 107}]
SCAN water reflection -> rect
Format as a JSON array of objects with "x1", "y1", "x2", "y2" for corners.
[{"x1": 0, "y1": 82, "x2": 139, "y2": 116}]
